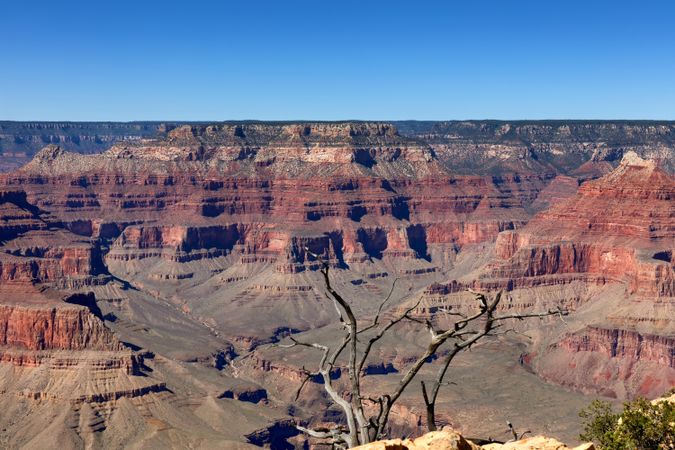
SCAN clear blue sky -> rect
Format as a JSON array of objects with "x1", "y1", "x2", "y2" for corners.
[{"x1": 1, "y1": 0, "x2": 674, "y2": 121}]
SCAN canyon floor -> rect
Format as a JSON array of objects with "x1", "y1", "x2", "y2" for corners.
[{"x1": 0, "y1": 121, "x2": 672, "y2": 449}]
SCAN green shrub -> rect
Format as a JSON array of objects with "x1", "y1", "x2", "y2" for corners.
[{"x1": 579, "y1": 396, "x2": 674, "y2": 449}]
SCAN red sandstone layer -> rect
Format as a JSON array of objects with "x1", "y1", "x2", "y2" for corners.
[{"x1": 490, "y1": 152, "x2": 674, "y2": 297}]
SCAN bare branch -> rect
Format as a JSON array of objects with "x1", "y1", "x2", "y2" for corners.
[
  {"x1": 357, "y1": 298, "x2": 423, "y2": 375},
  {"x1": 492, "y1": 306, "x2": 569, "y2": 323},
  {"x1": 358, "y1": 278, "x2": 400, "y2": 334},
  {"x1": 296, "y1": 424, "x2": 349, "y2": 446},
  {"x1": 293, "y1": 367, "x2": 315, "y2": 401},
  {"x1": 420, "y1": 290, "x2": 568, "y2": 432},
  {"x1": 504, "y1": 421, "x2": 530, "y2": 442}
]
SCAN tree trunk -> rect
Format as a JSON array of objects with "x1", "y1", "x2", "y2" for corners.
[
  {"x1": 426, "y1": 404, "x2": 437, "y2": 432},
  {"x1": 421, "y1": 381, "x2": 437, "y2": 431}
]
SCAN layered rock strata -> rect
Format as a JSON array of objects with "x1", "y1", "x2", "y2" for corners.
[{"x1": 0, "y1": 122, "x2": 673, "y2": 447}]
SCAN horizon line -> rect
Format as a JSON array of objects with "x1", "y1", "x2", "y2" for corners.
[{"x1": 2, "y1": 118, "x2": 675, "y2": 124}]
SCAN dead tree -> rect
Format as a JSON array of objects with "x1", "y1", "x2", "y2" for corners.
[{"x1": 281, "y1": 252, "x2": 567, "y2": 448}]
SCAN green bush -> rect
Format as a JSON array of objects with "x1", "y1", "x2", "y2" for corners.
[{"x1": 579, "y1": 396, "x2": 674, "y2": 449}]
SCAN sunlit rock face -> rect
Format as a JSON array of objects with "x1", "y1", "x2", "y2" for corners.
[
  {"x1": 483, "y1": 152, "x2": 675, "y2": 398},
  {"x1": 490, "y1": 152, "x2": 673, "y2": 297},
  {"x1": 4, "y1": 123, "x2": 548, "y2": 286}
]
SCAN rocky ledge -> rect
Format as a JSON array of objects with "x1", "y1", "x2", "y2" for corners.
[{"x1": 353, "y1": 428, "x2": 594, "y2": 450}]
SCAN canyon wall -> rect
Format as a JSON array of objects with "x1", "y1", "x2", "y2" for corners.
[
  {"x1": 3, "y1": 120, "x2": 674, "y2": 173},
  {"x1": 0, "y1": 121, "x2": 168, "y2": 172},
  {"x1": 0, "y1": 300, "x2": 121, "y2": 351},
  {"x1": 0, "y1": 121, "x2": 673, "y2": 448}
]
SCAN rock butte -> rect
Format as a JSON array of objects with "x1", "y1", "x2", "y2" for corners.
[{"x1": 0, "y1": 121, "x2": 672, "y2": 448}]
